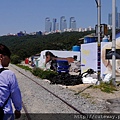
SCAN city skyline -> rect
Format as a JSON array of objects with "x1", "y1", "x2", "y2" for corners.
[
  {"x1": 45, "y1": 5, "x2": 120, "y2": 33},
  {"x1": 0, "y1": 0, "x2": 120, "y2": 36},
  {"x1": 45, "y1": 16, "x2": 77, "y2": 33},
  {"x1": 108, "y1": 7, "x2": 120, "y2": 29}
]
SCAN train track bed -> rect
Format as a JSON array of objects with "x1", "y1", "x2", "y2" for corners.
[{"x1": 9, "y1": 64, "x2": 109, "y2": 120}]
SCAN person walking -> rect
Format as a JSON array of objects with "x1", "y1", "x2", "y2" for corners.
[{"x1": 0, "y1": 44, "x2": 22, "y2": 120}]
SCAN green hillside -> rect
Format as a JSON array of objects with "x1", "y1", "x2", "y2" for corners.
[{"x1": 0, "y1": 31, "x2": 95, "y2": 63}]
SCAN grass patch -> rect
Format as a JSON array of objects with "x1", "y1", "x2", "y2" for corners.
[
  {"x1": 32, "y1": 67, "x2": 58, "y2": 79},
  {"x1": 93, "y1": 81, "x2": 118, "y2": 93},
  {"x1": 17, "y1": 64, "x2": 58, "y2": 80},
  {"x1": 17, "y1": 64, "x2": 32, "y2": 72}
]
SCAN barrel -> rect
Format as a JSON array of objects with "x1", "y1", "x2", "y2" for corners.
[
  {"x1": 25, "y1": 58, "x2": 29, "y2": 64},
  {"x1": 84, "y1": 37, "x2": 96, "y2": 44},
  {"x1": 72, "y1": 45, "x2": 80, "y2": 51}
]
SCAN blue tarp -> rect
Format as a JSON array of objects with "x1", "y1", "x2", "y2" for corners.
[{"x1": 116, "y1": 32, "x2": 120, "y2": 38}]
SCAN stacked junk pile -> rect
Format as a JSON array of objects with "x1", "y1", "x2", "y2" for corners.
[
  {"x1": 28, "y1": 44, "x2": 100, "y2": 86},
  {"x1": 50, "y1": 68, "x2": 97, "y2": 86},
  {"x1": 44, "y1": 46, "x2": 84, "y2": 86}
]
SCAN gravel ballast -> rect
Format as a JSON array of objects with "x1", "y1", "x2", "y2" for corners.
[{"x1": 9, "y1": 64, "x2": 108, "y2": 114}]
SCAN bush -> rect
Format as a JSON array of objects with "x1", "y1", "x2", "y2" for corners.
[
  {"x1": 32, "y1": 68, "x2": 58, "y2": 79},
  {"x1": 32, "y1": 67, "x2": 43, "y2": 77},
  {"x1": 41, "y1": 70, "x2": 57, "y2": 79},
  {"x1": 11, "y1": 55, "x2": 21, "y2": 64}
]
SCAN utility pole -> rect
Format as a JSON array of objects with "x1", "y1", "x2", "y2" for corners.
[
  {"x1": 95, "y1": 0, "x2": 101, "y2": 83},
  {"x1": 112, "y1": 0, "x2": 116, "y2": 86}
]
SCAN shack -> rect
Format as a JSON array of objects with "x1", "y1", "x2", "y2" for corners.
[{"x1": 36, "y1": 50, "x2": 81, "y2": 70}]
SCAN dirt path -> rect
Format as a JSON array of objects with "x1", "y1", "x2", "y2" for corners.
[
  {"x1": 66, "y1": 84, "x2": 120, "y2": 113},
  {"x1": 67, "y1": 84, "x2": 120, "y2": 100}
]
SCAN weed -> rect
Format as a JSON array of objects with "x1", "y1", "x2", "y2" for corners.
[
  {"x1": 81, "y1": 93, "x2": 91, "y2": 99},
  {"x1": 93, "y1": 81, "x2": 118, "y2": 93}
]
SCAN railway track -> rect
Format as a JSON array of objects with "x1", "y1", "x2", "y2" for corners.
[{"x1": 10, "y1": 64, "x2": 93, "y2": 120}]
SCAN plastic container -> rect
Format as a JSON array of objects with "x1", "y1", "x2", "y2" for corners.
[
  {"x1": 84, "y1": 37, "x2": 96, "y2": 44},
  {"x1": 102, "y1": 36, "x2": 109, "y2": 42},
  {"x1": 72, "y1": 45, "x2": 80, "y2": 51}
]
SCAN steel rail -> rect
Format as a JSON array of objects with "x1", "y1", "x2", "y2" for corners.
[
  {"x1": 11, "y1": 65, "x2": 93, "y2": 120},
  {"x1": 22, "y1": 102, "x2": 32, "y2": 120}
]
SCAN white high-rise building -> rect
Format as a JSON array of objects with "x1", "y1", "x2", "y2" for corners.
[{"x1": 108, "y1": 7, "x2": 120, "y2": 29}]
